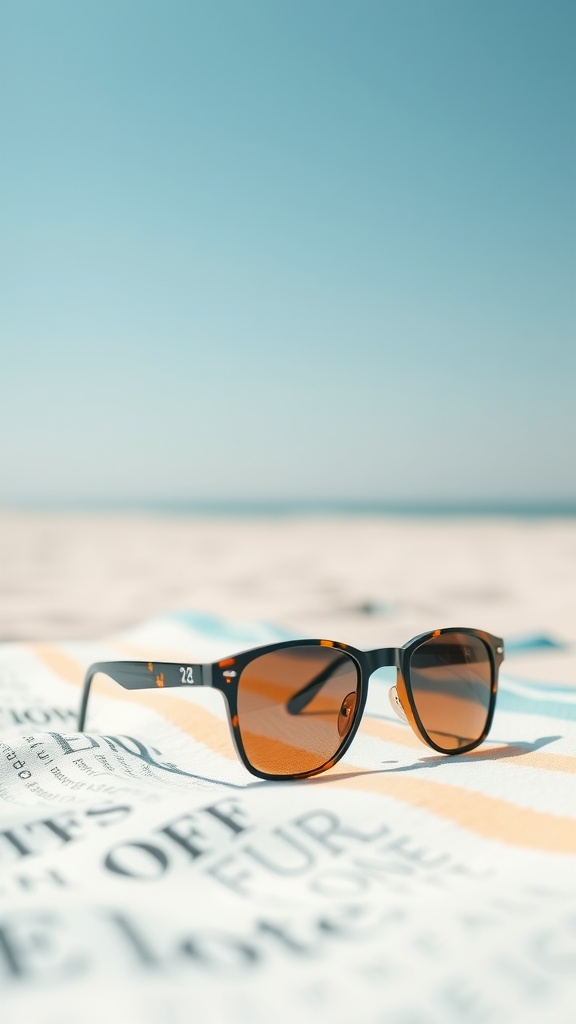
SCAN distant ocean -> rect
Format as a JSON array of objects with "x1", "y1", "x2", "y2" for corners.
[{"x1": 4, "y1": 499, "x2": 576, "y2": 517}]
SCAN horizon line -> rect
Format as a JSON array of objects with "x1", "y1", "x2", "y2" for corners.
[{"x1": 2, "y1": 498, "x2": 576, "y2": 518}]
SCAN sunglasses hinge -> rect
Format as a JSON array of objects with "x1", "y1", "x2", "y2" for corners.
[{"x1": 200, "y1": 664, "x2": 214, "y2": 687}]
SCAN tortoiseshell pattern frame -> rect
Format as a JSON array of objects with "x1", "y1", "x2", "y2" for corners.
[{"x1": 78, "y1": 627, "x2": 504, "y2": 782}]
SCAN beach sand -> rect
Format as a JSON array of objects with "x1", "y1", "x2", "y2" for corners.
[{"x1": 0, "y1": 512, "x2": 574, "y2": 684}]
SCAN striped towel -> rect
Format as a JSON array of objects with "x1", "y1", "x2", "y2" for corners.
[{"x1": 0, "y1": 612, "x2": 574, "y2": 1024}]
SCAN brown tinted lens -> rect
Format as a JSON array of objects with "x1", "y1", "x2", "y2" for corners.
[
  {"x1": 408, "y1": 632, "x2": 492, "y2": 751},
  {"x1": 237, "y1": 646, "x2": 360, "y2": 776}
]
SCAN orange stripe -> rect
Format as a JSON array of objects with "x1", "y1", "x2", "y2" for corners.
[
  {"x1": 336, "y1": 772, "x2": 576, "y2": 855},
  {"x1": 30, "y1": 644, "x2": 86, "y2": 687},
  {"x1": 29, "y1": 643, "x2": 576, "y2": 855}
]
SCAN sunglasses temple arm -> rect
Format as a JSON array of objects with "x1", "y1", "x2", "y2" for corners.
[
  {"x1": 285, "y1": 654, "x2": 354, "y2": 715},
  {"x1": 77, "y1": 660, "x2": 210, "y2": 731}
]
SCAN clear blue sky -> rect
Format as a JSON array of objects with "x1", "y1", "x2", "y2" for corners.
[{"x1": 1, "y1": 0, "x2": 574, "y2": 506}]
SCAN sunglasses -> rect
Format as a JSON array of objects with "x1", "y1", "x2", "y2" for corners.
[{"x1": 78, "y1": 628, "x2": 503, "y2": 781}]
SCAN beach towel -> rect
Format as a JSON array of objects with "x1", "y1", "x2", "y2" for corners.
[{"x1": 0, "y1": 612, "x2": 574, "y2": 1024}]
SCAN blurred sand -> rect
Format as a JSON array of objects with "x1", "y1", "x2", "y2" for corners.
[{"x1": 0, "y1": 512, "x2": 575, "y2": 684}]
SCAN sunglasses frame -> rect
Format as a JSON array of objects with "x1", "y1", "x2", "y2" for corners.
[{"x1": 78, "y1": 627, "x2": 504, "y2": 781}]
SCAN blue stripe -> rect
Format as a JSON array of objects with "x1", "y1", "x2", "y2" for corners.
[
  {"x1": 501, "y1": 672, "x2": 576, "y2": 696},
  {"x1": 498, "y1": 685, "x2": 576, "y2": 722},
  {"x1": 505, "y1": 634, "x2": 567, "y2": 653}
]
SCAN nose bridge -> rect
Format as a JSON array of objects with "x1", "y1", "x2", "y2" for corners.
[{"x1": 365, "y1": 648, "x2": 399, "y2": 675}]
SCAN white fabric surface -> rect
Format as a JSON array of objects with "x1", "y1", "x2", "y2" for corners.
[{"x1": 0, "y1": 612, "x2": 575, "y2": 1023}]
